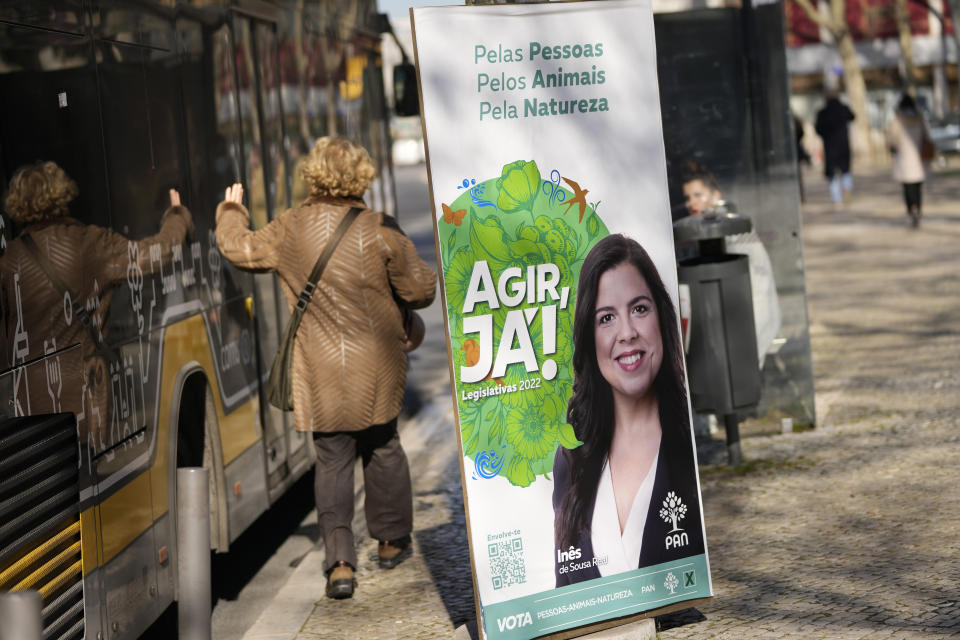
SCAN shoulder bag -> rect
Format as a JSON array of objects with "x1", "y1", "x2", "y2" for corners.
[
  {"x1": 400, "y1": 307, "x2": 425, "y2": 352},
  {"x1": 267, "y1": 207, "x2": 361, "y2": 411}
]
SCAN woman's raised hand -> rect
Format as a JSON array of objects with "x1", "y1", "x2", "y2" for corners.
[
  {"x1": 224, "y1": 183, "x2": 244, "y2": 204},
  {"x1": 169, "y1": 188, "x2": 181, "y2": 207}
]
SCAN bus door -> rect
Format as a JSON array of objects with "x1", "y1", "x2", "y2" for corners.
[{"x1": 231, "y1": 11, "x2": 309, "y2": 495}]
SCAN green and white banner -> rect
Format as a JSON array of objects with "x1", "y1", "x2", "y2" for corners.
[{"x1": 412, "y1": 1, "x2": 711, "y2": 637}]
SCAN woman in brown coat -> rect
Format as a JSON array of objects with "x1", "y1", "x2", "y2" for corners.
[{"x1": 215, "y1": 137, "x2": 436, "y2": 599}]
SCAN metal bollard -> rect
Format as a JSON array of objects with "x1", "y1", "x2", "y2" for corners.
[
  {"x1": 177, "y1": 467, "x2": 211, "y2": 640},
  {"x1": 0, "y1": 590, "x2": 43, "y2": 640}
]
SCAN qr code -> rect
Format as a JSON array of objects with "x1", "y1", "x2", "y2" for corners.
[{"x1": 488, "y1": 536, "x2": 526, "y2": 590}]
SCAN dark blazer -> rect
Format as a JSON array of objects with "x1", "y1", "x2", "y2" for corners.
[{"x1": 552, "y1": 438, "x2": 705, "y2": 587}]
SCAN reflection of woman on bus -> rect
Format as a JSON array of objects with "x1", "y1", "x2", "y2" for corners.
[
  {"x1": 0, "y1": 161, "x2": 192, "y2": 445},
  {"x1": 552, "y1": 234, "x2": 703, "y2": 587}
]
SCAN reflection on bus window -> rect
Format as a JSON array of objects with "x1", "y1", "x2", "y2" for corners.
[{"x1": 0, "y1": 161, "x2": 193, "y2": 456}]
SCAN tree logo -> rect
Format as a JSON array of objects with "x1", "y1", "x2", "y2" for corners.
[
  {"x1": 664, "y1": 572, "x2": 679, "y2": 594},
  {"x1": 659, "y1": 491, "x2": 687, "y2": 532}
]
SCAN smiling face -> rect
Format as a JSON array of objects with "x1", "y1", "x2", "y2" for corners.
[
  {"x1": 682, "y1": 178, "x2": 721, "y2": 216},
  {"x1": 593, "y1": 262, "x2": 663, "y2": 405}
]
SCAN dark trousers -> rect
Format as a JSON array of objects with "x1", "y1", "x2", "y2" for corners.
[
  {"x1": 903, "y1": 182, "x2": 923, "y2": 212},
  {"x1": 312, "y1": 418, "x2": 412, "y2": 573}
]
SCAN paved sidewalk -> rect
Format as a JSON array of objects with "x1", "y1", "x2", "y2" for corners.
[
  {"x1": 246, "y1": 165, "x2": 960, "y2": 639},
  {"x1": 659, "y1": 166, "x2": 960, "y2": 639}
]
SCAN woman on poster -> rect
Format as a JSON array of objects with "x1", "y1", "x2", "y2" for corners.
[{"x1": 553, "y1": 234, "x2": 704, "y2": 586}]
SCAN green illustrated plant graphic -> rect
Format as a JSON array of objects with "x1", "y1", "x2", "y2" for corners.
[{"x1": 439, "y1": 160, "x2": 609, "y2": 486}]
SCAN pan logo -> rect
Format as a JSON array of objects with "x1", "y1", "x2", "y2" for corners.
[
  {"x1": 664, "y1": 571, "x2": 679, "y2": 594},
  {"x1": 664, "y1": 569, "x2": 697, "y2": 595},
  {"x1": 659, "y1": 491, "x2": 689, "y2": 549}
]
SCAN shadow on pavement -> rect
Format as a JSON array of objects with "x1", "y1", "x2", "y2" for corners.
[
  {"x1": 414, "y1": 456, "x2": 476, "y2": 631},
  {"x1": 211, "y1": 471, "x2": 317, "y2": 601}
]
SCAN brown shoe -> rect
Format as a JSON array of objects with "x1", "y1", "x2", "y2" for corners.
[
  {"x1": 325, "y1": 561, "x2": 356, "y2": 599},
  {"x1": 378, "y1": 536, "x2": 412, "y2": 570}
]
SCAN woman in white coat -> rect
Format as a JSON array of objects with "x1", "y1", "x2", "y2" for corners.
[{"x1": 887, "y1": 93, "x2": 932, "y2": 228}]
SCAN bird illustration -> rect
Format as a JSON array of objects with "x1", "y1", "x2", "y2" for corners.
[{"x1": 561, "y1": 176, "x2": 588, "y2": 222}]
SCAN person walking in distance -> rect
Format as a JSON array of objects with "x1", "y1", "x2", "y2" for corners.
[
  {"x1": 214, "y1": 137, "x2": 437, "y2": 599},
  {"x1": 887, "y1": 93, "x2": 933, "y2": 228},
  {"x1": 815, "y1": 88, "x2": 855, "y2": 205}
]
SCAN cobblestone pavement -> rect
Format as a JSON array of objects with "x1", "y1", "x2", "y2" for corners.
[
  {"x1": 289, "y1": 165, "x2": 960, "y2": 639},
  {"x1": 660, "y1": 166, "x2": 960, "y2": 639},
  {"x1": 297, "y1": 448, "x2": 476, "y2": 640}
]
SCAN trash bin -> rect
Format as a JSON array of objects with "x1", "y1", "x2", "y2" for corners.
[{"x1": 674, "y1": 205, "x2": 760, "y2": 464}]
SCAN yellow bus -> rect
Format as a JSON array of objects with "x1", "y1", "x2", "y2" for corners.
[{"x1": 0, "y1": 1, "x2": 394, "y2": 637}]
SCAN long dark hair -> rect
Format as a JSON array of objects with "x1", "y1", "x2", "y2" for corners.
[{"x1": 555, "y1": 234, "x2": 690, "y2": 549}]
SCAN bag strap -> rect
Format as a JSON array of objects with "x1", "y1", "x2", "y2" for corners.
[
  {"x1": 21, "y1": 232, "x2": 115, "y2": 360},
  {"x1": 295, "y1": 206, "x2": 362, "y2": 312}
]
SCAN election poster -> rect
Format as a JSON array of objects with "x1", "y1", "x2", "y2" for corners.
[{"x1": 411, "y1": 1, "x2": 712, "y2": 637}]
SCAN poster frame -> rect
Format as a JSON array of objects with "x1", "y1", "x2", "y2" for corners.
[{"x1": 409, "y1": 2, "x2": 713, "y2": 636}]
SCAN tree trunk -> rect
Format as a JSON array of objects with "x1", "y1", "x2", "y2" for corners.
[
  {"x1": 792, "y1": 0, "x2": 875, "y2": 156},
  {"x1": 835, "y1": 28, "x2": 872, "y2": 155},
  {"x1": 894, "y1": 0, "x2": 917, "y2": 96}
]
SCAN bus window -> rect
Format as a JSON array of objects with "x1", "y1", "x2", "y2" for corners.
[
  {"x1": 0, "y1": 0, "x2": 83, "y2": 33},
  {"x1": 178, "y1": 21, "x2": 243, "y2": 237},
  {"x1": 233, "y1": 16, "x2": 267, "y2": 228},
  {"x1": 0, "y1": 21, "x2": 106, "y2": 231},
  {"x1": 254, "y1": 21, "x2": 291, "y2": 215}
]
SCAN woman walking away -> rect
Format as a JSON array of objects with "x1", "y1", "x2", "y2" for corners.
[
  {"x1": 887, "y1": 93, "x2": 933, "y2": 228},
  {"x1": 215, "y1": 137, "x2": 436, "y2": 600}
]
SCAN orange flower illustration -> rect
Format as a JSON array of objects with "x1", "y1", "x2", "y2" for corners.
[
  {"x1": 462, "y1": 338, "x2": 480, "y2": 366},
  {"x1": 461, "y1": 339, "x2": 504, "y2": 385}
]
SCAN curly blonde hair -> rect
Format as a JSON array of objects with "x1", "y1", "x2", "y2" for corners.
[
  {"x1": 5, "y1": 161, "x2": 78, "y2": 223},
  {"x1": 300, "y1": 137, "x2": 375, "y2": 200}
]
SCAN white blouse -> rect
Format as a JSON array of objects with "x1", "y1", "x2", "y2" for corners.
[{"x1": 590, "y1": 451, "x2": 659, "y2": 576}]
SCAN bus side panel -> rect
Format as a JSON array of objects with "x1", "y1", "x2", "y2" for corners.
[
  {"x1": 224, "y1": 440, "x2": 271, "y2": 545},
  {"x1": 147, "y1": 312, "x2": 267, "y2": 560},
  {"x1": 91, "y1": 308, "x2": 265, "y2": 638}
]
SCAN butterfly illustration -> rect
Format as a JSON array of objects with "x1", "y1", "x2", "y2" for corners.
[{"x1": 442, "y1": 203, "x2": 466, "y2": 226}]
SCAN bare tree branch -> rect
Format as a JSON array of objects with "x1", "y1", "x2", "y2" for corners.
[
  {"x1": 830, "y1": 0, "x2": 847, "y2": 35},
  {"x1": 793, "y1": 0, "x2": 835, "y2": 31}
]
